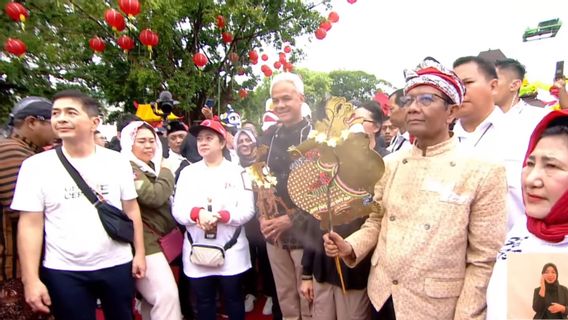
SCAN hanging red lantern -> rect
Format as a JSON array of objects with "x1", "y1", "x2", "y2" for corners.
[
  {"x1": 139, "y1": 29, "x2": 159, "y2": 57},
  {"x1": 284, "y1": 45, "x2": 292, "y2": 54},
  {"x1": 248, "y1": 50, "x2": 258, "y2": 63},
  {"x1": 261, "y1": 54, "x2": 268, "y2": 61},
  {"x1": 104, "y1": 9, "x2": 126, "y2": 32},
  {"x1": 279, "y1": 52, "x2": 286, "y2": 63},
  {"x1": 5, "y1": 2, "x2": 29, "y2": 30},
  {"x1": 4, "y1": 38, "x2": 27, "y2": 57},
  {"x1": 89, "y1": 36, "x2": 106, "y2": 54},
  {"x1": 328, "y1": 11, "x2": 339, "y2": 23},
  {"x1": 320, "y1": 20, "x2": 332, "y2": 31},
  {"x1": 238, "y1": 88, "x2": 248, "y2": 99},
  {"x1": 117, "y1": 35, "x2": 135, "y2": 53},
  {"x1": 315, "y1": 28, "x2": 327, "y2": 40},
  {"x1": 5, "y1": 2, "x2": 28, "y2": 22},
  {"x1": 263, "y1": 69, "x2": 273, "y2": 77},
  {"x1": 347, "y1": 0, "x2": 357, "y2": 3},
  {"x1": 274, "y1": 61, "x2": 282, "y2": 69},
  {"x1": 284, "y1": 62, "x2": 294, "y2": 72},
  {"x1": 228, "y1": 52, "x2": 239, "y2": 63},
  {"x1": 193, "y1": 52, "x2": 208, "y2": 69},
  {"x1": 216, "y1": 15, "x2": 225, "y2": 29},
  {"x1": 261, "y1": 64, "x2": 270, "y2": 72},
  {"x1": 221, "y1": 31, "x2": 233, "y2": 44},
  {"x1": 119, "y1": 0, "x2": 140, "y2": 19}
]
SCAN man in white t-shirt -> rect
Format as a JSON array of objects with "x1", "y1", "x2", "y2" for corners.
[{"x1": 12, "y1": 90, "x2": 146, "y2": 320}]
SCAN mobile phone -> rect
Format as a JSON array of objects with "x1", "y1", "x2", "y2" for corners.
[
  {"x1": 205, "y1": 98, "x2": 215, "y2": 109},
  {"x1": 554, "y1": 61, "x2": 564, "y2": 81}
]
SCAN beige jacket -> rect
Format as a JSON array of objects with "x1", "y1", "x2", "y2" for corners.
[{"x1": 346, "y1": 138, "x2": 507, "y2": 320}]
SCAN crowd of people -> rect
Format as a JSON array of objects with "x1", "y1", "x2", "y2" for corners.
[{"x1": 0, "y1": 55, "x2": 568, "y2": 320}]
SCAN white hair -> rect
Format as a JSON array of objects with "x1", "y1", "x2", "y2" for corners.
[{"x1": 270, "y1": 72, "x2": 304, "y2": 96}]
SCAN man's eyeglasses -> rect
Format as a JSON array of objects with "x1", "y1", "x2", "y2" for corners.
[{"x1": 399, "y1": 93, "x2": 450, "y2": 108}]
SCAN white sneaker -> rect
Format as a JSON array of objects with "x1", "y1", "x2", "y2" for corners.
[
  {"x1": 262, "y1": 296, "x2": 273, "y2": 315},
  {"x1": 244, "y1": 294, "x2": 256, "y2": 313}
]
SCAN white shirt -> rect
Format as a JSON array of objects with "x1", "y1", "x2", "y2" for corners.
[
  {"x1": 386, "y1": 131, "x2": 412, "y2": 153},
  {"x1": 163, "y1": 150, "x2": 186, "y2": 173},
  {"x1": 454, "y1": 106, "x2": 527, "y2": 230},
  {"x1": 172, "y1": 159, "x2": 254, "y2": 278},
  {"x1": 11, "y1": 146, "x2": 137, "y2": 271},
  {"x1": 486, "y1": 222, "x2": 568, "y2": 320}
]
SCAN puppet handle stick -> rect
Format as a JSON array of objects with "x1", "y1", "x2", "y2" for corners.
[
  {"x1": 335, "y1": 256, "x2": 347, "y2": 294},
  {"x1": 326, "y1": 163, "x2": 346, "y2": 294}
]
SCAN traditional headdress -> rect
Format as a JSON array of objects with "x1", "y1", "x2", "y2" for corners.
[{"x1": 404, "y1": 57, "x2": 466, "y2": 105}]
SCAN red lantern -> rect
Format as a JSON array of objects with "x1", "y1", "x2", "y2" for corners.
[
  {"x1": 274, "y1": 61, "x2": 282, "y2": 69},
  {"x1": 4, "y1": 38, "x2": 27, "y2": 57},
  {"x1": 315, "y1": 28, "x2": 327, "y2": 40},
  {"x1": 216, "y1": 15, "x2": 225, "y2": 29},
  {"x1": 5, "y1": 2, "x2": 28, "y2": 22},
  {"x1": 5, "y1": 2, "x2": 29, "y2": 30},
  {"x1": 248, "y1": 50, "x2": 258, "y2": 63},
  {"x1": 238, "y1": 88, "x2": 248, "y2": 99},
  {"x1": 328, "y1": 11, "x2": 339, "y2": 23},
  {"x1": 279, "y1": 52, "x2": 287, "y2": 63},
  {"x1": 263, "y1": 69, "x2": 273, "y2": 77},
  {"x1": 119, "y1": 0, "x2": 140, "y2": 19},
  {"x1": 284, "y1": 62, "x2": 294, "y2": 72},
  {"x1": 261, "y1": 64, "x2": 270, "y2": 72},
  {"x1": 117, "y1": 35, "x2": 135, "y2": 53},
  {"x1": 320, "y1": 20, "x2": 332, "y2": 31},
  {"x1": 347, "y1": 0, "x2": 357, "y2": 3},
  {"x1": 284, "y1": 45, "x2": 292, "y2": 54},
  {"x1": 89, "y1": 36, "x2": 106, "y2": 54},
  {"x1": 261, "y1": 54, "x2": 268, "y2": 61},
  {"x1": 222, "y1": 31, "x2": 233, "y2": 44},
  {"x1": 104, "y1": 9, "x2": 126, "y2": 32},
  {"x1": 139, "y1": 29, "x2": 159, "y2": 57},
  {"x1": 228, "y1": 52, "x2": 239, "y2": 63},
  {"x1": 193, "y1": 52, "x2": 208, "y2": 69}
]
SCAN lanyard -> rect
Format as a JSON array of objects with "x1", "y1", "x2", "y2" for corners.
[{"x1": 458, "y1": 123, "x2": 493, "y2": 148}]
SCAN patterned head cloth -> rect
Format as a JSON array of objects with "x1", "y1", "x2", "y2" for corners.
[{"x1": 403, "y1": 57, "x2": 466, "y2": 105}]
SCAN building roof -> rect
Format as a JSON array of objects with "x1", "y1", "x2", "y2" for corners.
[{"x1": 478, "y1": 49, "x2": 507, "y2": 64}]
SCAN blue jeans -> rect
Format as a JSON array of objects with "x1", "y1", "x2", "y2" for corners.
[
  {"x1": 191, "y1": 274, "x2": 244, "y2": 320},
  {"x1": 41, "y1": 262, "x2": 134, "y2": 320}
]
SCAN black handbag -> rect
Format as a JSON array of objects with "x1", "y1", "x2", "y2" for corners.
[{"x1": 56, "y1": 147, "x2": 134, "y2": 243}]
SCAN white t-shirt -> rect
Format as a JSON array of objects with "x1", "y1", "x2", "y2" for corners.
[{"x1": 11, "y1": 146, "x2": 137, "y2": 271}]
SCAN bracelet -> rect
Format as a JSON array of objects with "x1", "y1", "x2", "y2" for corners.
[{"x1": 301, "y1": 275, "x2": 313, "y2": 280}]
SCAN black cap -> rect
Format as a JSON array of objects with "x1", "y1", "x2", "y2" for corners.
[
  {"x1": 9, "y1": 96, "x2": 53, "y2": 125},
  {"x1": 166, "y1": 121, "x2": 187, "y2": 135}
]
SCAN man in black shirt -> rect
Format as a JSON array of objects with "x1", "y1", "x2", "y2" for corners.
[{"x1": 260, "y1": 73, "x2": 313, "y2": 320}]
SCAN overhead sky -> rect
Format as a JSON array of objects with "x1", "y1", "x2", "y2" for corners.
[{"x1": 295, "y1": 0, "x2": 567, "y2": 89}]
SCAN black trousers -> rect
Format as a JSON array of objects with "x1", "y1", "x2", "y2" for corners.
[
  {"x1": 371, "y1": 296, "x2": 396, "y2": 320},
  {"x1": 41, "y1": 262, "x2": 134, "y2": 320}
]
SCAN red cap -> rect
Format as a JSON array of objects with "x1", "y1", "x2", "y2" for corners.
[{"x1": 189, "y1": 119, "x2": 227, "y2": 139}]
